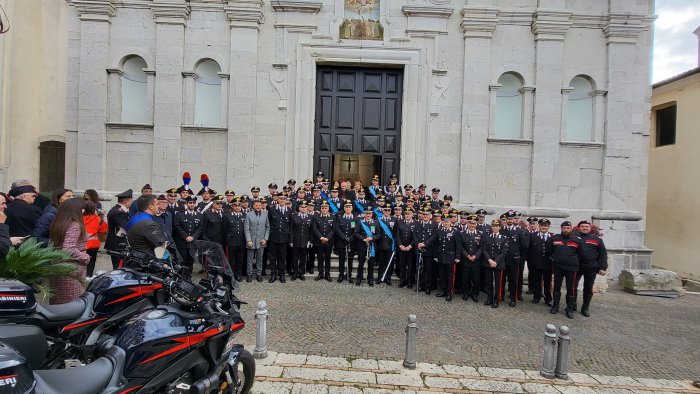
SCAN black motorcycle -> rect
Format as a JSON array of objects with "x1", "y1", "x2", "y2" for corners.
[{"x1": 0, "y1": 241, "x2": 255, "y2": 394}]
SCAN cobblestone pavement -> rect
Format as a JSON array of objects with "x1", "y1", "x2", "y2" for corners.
[
  {"x1": 250, "y1": 351, "x2": 700, "y2": 394},
  {"x1": 233, "y1": 278, "x2": 700, "y2": 380}
]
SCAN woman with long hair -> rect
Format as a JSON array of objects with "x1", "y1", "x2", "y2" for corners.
[
  {"x1": 83, "y1": 189, "x2": 102, "y2": 210},
  {"x1": 49, "y1": 198, "x2": 89, "y2": 304},
  {"x1": 33, "y1": 188, "x2": 74, "y2": 246},
  {"x1": 353, "y1": 180, "x2": 364, "y2": 192},
  {"x1": 83, "y1": 201, "x2": 107, "y2": 277}
]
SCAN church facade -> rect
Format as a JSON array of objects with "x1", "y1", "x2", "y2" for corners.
[{"x1": 63, "y1": 0, "x2": 655, "y2": 276}]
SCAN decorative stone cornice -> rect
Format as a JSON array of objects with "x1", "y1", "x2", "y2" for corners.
[
  {"x1": 151, "y1": 0, "x2": 190, "y2": 25},
  {"x1": 71, "y1": 0, "x2": 116, "y2": 22},
  {"x1": 519, "y1": 85, "x2": 535, "y2": 94},
  {"x1": 603, "y1": 13, "x2": 652, "y2": 45},
  {"x1": 590, "y1": 89, "x2": 607, "y2": 97},
  {"x1": 460, "y1": 7, "x2": 498, "y2": 39},
  {"x1": 271, "y1": 0, "x2": 322, "y2": 13},
  {"x1": 531, "y1": 9, "x2": 572, "y2": 41},
  {"x1": 571, "y1": 13, "x2": 608, "y2": 29},
  {"x1": 225, "y1": 0, "x2": 264, "y2": 29},
  {"x1": 496, "y1": 10, "x2": 532, "y2": 26},
  {"x1": 402, "y1": 6, "x2": 453, "y2": 19}
]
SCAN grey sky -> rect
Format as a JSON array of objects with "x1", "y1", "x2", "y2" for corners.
[{"x1": 653, "y1": 0, "x2": 700, "y2": 82}]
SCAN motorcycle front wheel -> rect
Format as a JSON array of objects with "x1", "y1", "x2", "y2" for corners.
[{"x1": 225, "y1": 349, "x2": 255, "y2": 394}]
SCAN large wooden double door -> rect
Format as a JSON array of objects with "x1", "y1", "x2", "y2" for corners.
[{"x1": 314, "y1": 66, "x2": 403, "y2": 184}]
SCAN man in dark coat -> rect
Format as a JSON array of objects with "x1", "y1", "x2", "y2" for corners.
[
  {"x1": 105, "y1": 189, "x2": 133, "y2": 269},
  {"x1": 353, "y1": 209, "x2": 381, "y2": 286},
  {"x1": 459, "y1": 214, "x2": 483, "y2": 302},
  {"x1": 528, "y1": 219, "x2": 554, "y2": 306},
  {"x1": 290, "y1": 201, "x2": 313, "y2": 281},
  {"x1": 376, "y1": 206, "x2": 398, "y2": 285},
  {"x1": 5, "y1": 185, "x2": 42, "y2": 237},
  {"x1": 482, "y1": 219, "x2": 509, "y2": 308},
  {"x1": 172, "y1": 196, "x2": 203, "y2": 275},
  {"x1": 546, "y1": 221, "x2": 584, "y2": 319},
  {"x1": 312, "y1": 201, "x2": 335, "y2": 281},
  {"x1": 414, "y1": 207, "x2": 438, "y2": 294},
  {"x1": 396, "y1": 207, "x2": 417, "y2": 288},
  {"x1": 334, "y1": 200, "x2": 357, "y2": 283},
  {"x1": 224, "y1": 197, "x2": 247, "y2": 281},
  {"x1": 201, "y1": 195, "x2": 227, "y2": 248},
  {"x1": 434, "y1": 214, "x2": 461, "y2": 301},
  {"x1": 574, "y1": 220, "x2": 608, "y2": 317},
  {"x1": 267, "y1": 195, "x2": 292, "y2": 283}
]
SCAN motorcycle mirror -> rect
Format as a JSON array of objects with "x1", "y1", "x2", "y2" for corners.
[
  {"x1": 116, "y1": 228, "x2": 127, "y2": 237},
  {"x1": 154, "y1": 247, "x2": 166, "y2": 259}
]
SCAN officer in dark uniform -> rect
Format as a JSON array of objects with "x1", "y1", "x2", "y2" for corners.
[
  {"x1": 328, "y1": 189, "x2": 342, "y2": 213},
  {"x1": 525, "y1": 216, "x2": 539, "y2": 294},
  {"x1": 459, "y1": 214, "x2": 483, "y2": 302},
  {"x1": 376, "y1": 205, "x2": 397, "y2": 285},
  {"x1": 396, "y1": 207, "x2": 417, "y2": 288},
  {"x1": 482, "y1": 219, "x2": 508, "y2": 308},
  {"x1": 546, "y1": 221, "x2": 583, "y2": 319},
  {"x1": 414, "y1": 207, "x2": 438, "y2": 294},
  {"x1": 196, "y1": 174, "x2": 216, "y2": 213},
  {"x1": 223, "y1": 189, "x2": 236, "y2": 212},
  {"x1": 310, "y1": 186, "x2": 323, "y2": 212},
  {"x1": 292, "y1": 188, "x2": 309, "y2": 212},
  {"x1": 334, "y1": 200, "x2": 357, "y2": 283},
  {"x1": 429, "y1": 188, "x2": 442, "y2": 210},
  {"x1": 267, "y1": 194, "x2": 292, "y2": 283},
  {"x1": 312, "y1": 200, "x2": 335, "y2": 281},
  {"x1": 475, "y1": 209, "x2": 489, "y2": 233},
  {"x1": 435, "y1": 214, "x2": 461, "y2": 301},
  {"x1": 529, "y1": 218, "x2": 554, "y2": 306},
  {"x1": 201, "y1": 195, "x2": 226, "y2": 248},
  {"x1": 501, "y1": 211, "x2": 529, "y2": 306},
  {"x1": 353, "y1": 209, "x2": 381, "y2": 286},
  {"x1": 367, "y1": 175, "x2": 382, "y2": 202},
  {"x1": 165, "y1": 187, "x2": 184, "y2": 215},
  {"x1": 105, "y1": 189, "x2": 133, "y2": 269},
  {"x1": 574, "y1": 220, "x2": 608, "y2": 317},
  {"x1": 353, "y1": 189, "x2": 371, "y2": 214},
  {"x1": 290, "y1": 201, "x2": 312, "y2": 281},
  {"x1": 173, "y1": 196, "x2": 203, "y2": 276},
  {"x1": 224, "y1": 197, "x2": 247, "y2": 281}
]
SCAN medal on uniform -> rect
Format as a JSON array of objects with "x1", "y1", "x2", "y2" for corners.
[{"x1": 351, "y1": 221, "x2": 355, "y2": 228}]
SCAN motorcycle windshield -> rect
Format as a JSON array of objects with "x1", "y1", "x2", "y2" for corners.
[{"x1": 189, "y1": 240, "x2": 239, "y2": 292}]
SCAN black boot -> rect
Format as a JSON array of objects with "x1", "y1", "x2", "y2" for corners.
[
  {"x1": 256, "y1": 275, "x2": 263, "y2": 282},
  {"x1": 246, "y1": 275, "x2": 252, "y2": 283},
  {"x1": 435, "y1": 292, "x2": 446, "y2": 298},
  {"x1": 581, "y1": 305, "x2": 590, "y2": 317},
  {"x1": 298, "y1": 274, "x2": 306, "y2": 281},
  {"x1": 279, "y1": 275, "x2": 286, "y2": 283},
  {"x1": 325, "y1": 273, "x2": 332, "y2": 282},
  {"x1": 234, "y1": 274, "x2": 242, "y2": 282},
  {"x1": 565, "y1": 308, "x2": 574, "y2": 319},
  {"x1": 269, "y1": 274, "x2": 277, "y2": 283},
  {"x1": 446, "y1": 295, "x2": 452, "y2": 302},
  {"x1": 315, "y1": 273, "x2": 323, "y2": 281},
  {"x1": 472, "y1": 295, "x2": 479, "y2": 303},
  {"x1": 491, "y1": 301, "x2": 499, "y2": 308},
  {"x1": 290, "y1": 274, "x2": 297, "y2": 281},
  {"x1": 532, "y1": 297, "x2": 541, "y2": 304},
  {"x1": 337, "y1": 274, "x2": 345, "y2": 283},
  {"x1": 368, "y1": 279, "x2": 374, "y2": 287},
  {"x1": 484, "y1": 298, "x2": 493, "y2": 306},
  {"x1": 550, "y1": 304, "x2": 559, "y2": 314}
]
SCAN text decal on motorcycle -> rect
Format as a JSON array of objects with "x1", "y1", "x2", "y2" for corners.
[{"x1": 137, "y1": 326, "x2": 224, "y2": 365}]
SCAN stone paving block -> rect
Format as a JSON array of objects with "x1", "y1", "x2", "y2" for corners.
[
  {"x1": 352, "y1": 359, "x2": 379, "y2": 370},
  {"x1": 416, "y1": 362, "x2": 445, "y2": 374},
  {"x1": 363, "y1": 389, "x2": 417, "y2": 394},
  {"x1": 328, "y1": 386, "x2": 363, "y2": 394},
  {"x1": 478, "y1": 366, "x2": 527, "y2": 380},
  {"x1": 424, "y1": 376, "x2": 460, "y2": 389},
  {"x1": 567, "y1": 373, "x2": 599, "y2": 385},
  {"x1": 375, "y1": 373, "x2": 423, "y2": 387},
  {"x1": 589, "y1": 375, "x2": 643, "y2": 387},
  {"x1": 441, "y1": 364, "x2": 480, "y2": 377},
  {"x1": 556, "y1": 387, "x2": 598, "y2": 394},
  {"x1": 255, "y1": 351, "x2": 278, "y2": 366},
  {"x1": 276, "y1": 353, "x2": 309, "y2": 365},
  {"x1": 633, "y1": 377, "x2": 687, "y2": 390},
  {"x1": 324, "y1": 370, "x2": 376, "y2": 384},
  {"x1": 257, "y1": 365, "x2": 284, "y2": 378},
  {"x1": 376, "y1": 360, "x2": 403, "y2": 371},
  {"x1": 592, "y1": 389, "x2": 636, "y2": 394},
  {"x1": 307, "y1": 355, "x2": 351, "y2": 368},
  {"x1": 459, "y1": 378, "x2": 524, "y2": 393},
  {"x1": 522, "y1": 382, "x2": 561, "y2": 394},
  {"x1": 250, "y1": 380, "x2": 293, "y2": 393},
  {"x1": 284, "y1": 367, "x2": 327, "y2": 381},
  {"x1": 524, "y1": 370, "x2": 553, "y2": 382},
  {"x1": 292, "y1": 383, "x2": 330, "y2": 394}
]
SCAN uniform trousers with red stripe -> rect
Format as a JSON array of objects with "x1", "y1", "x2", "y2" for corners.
[
  {"x1": 460, "y1": 260, "x2": 481, "y2": 297},
  {"x1": 530, "y1": 266, "x2": 553, "y2": 303},
  {"x1": 553, "y1": 267, "x2": 578, "y2": 310},
  {"x1": 500, "y1": 257, "x2": 520, "y2": 302},
  {"x1": 574, "y1": 267, "x2": 598, "y2": 310},
  {"x1": 227, "y1": 245, "x2": 247, "y2": 277},
  {"x1": 484, "y1": 267, "x2": 505, "y2": 303},
  {"x1": 437, "y1": 262, "x2": 456, "y2": 295}
]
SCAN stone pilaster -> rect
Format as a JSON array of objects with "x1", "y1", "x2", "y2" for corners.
[
  {"x1": 225, "y1": 0, "x2": 264, "y2": 188},
  {"x1": 529, "y1": 9, "x2": 571, "y2": 207},
  {"x1": 73, "y1": 0, "x2": 116, "y2": 190},
  {"x1": 150, "y1": 0, "x2": 189, "y2": 189},
  {"x1": 458, "y1": 6, "x2": 498, "y2": 204},
  {"x1": 599, "y1": 11, "x2": 652, "y2": 249}
]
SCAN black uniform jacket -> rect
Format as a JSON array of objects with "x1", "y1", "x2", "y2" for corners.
[
  {"x1": 352, "y1": 218, "x2": 382, "y2": 253},
  {"x1": 173, "y1": 210, "x2": 203, "y2": 247},
  {"x1": 528, "y1": 232, "x2": 554, "y2": 270},
  {"x1": 106, "y1": 204, "x2": 130, "y2": 251},
  {"x1": 202, "y1": 210, "x2": 226, "y2": 245},
  {"x1": 376, "y1": 216, "x2": 398, "y2": 251},
  {"x1": 413, "y1": 220, "x2": 438, "y2": 256},
  {"x1": 482, "y1": 233, "x2": 508, "y2": 270},
  {"x1": 268, "y1": 207, "x2": 292, "y2": 243},
  {"x1": 312, "y1": 213, "x2": 335, "y2": 246},
  {"x1": 435, "y1": 227, "x2": 461, "y2": 264},
  {"x1": 224, "y1": 211, "x2": 247, "y2": 247},
  {"x1": 290, "y1": 212, "x2": 313, "y2": 248},
  {"x1": 334, "y1": 213, "x2": 357, "y2": 245},
  {"x1": 578, "y1": 233, "x2": 608, "y2": 271},
  {"x1": 458, "y1": 229, "x2": 483, "y2": 264},
  {"x1": 546, "y1": 233, "x2": 583, "y2": 272},
  {"x1": 396, "y1": 219, "x2": 417, "y2": 247}
]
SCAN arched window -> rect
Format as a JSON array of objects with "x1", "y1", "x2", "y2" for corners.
[
  {"x1": 194, "y1": 59, "x2": 222, "y2": 127},
  {"x1": 494, "y1": 73, "x2": 524, "y2": 139},
  {"x1": 121, "y1": 56, "x2": 149, "y2": 123},
  {"x1": 565, "y1": 76, "x2": 594, "y2": 142}
]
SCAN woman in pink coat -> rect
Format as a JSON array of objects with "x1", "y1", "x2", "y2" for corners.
[{"x1": 49, "y1": 198, "x2": 89, "y2": 304}]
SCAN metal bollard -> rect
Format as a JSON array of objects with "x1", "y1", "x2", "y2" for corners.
[
  {"x1": 540, "y1": 324, "x2": 558, "y2": 379},
  {"x1": 555, "y1": 325, "x2": 570, "y2": 379},
  {"x1": 253, "y1": 300, "x2": 268, "y2": 359},
  {"x1": 403, "y1": 314, "x2": 418, "y2": 369}
]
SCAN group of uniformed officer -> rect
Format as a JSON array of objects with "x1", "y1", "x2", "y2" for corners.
[{"x1": 107, "y1": 172, "x2": 609, "y2": 319}]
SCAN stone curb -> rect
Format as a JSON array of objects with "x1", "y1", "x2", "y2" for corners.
[{"x1": 250, "y1": 352, "x2": 700, "y2": 394}]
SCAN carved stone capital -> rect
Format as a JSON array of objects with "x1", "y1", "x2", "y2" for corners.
[
  {"x1": 71, "y1": 0, "x2": 116, "y2": 22},
  {"x1": 460, "y1": 7, "x2": 499, "y2": 39},
  {"x1": 271, "y1": 0, "x2": 322, "y2": 14},
  {"x1": 603, "y1": 13, "x2": 652, "y2": 45},
  {"x1": 531, "y1": 9, "x2": 572, "y2": 41},
  {"x1": 225, "y1": 0, "x2": 265, "y2": 29},
  {"x1": 151, "y1": 0, "x2": 190, "y2": 25}
]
